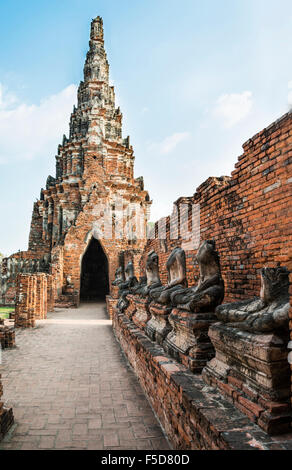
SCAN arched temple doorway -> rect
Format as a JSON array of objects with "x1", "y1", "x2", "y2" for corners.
[{"x1": 80, "y1": 238, "x2": 109, "y2": 301}]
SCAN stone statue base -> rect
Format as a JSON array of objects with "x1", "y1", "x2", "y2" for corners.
[
  {"x1": 132, "y1": 296, "x2": 151, "y2": 330},
  {"x1": 145, "y1": 303, "x2": 172, "y2": 345},
  {"x1": 106, "y1": 295, "x2": 116, "y2": 320},
  {"x1": 163, "y1": 309, "x2": 216, "y2": 373},
  {"x1": 124, "y1": 294, "x2": 137, "y2": 320},
  {"x1": 110, "y1": 286, "x2": 120, "y2": 300},
  {"x1": 202, "y1": 323, "x2": 292, "y2": 435}
]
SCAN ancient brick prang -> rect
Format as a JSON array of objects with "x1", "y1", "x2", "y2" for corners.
[{"x1": 0, "y1": 16, "x2": 151, "y2": 306}]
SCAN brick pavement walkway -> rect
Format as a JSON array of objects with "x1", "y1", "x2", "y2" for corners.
[{"x1": 0, "y1": 303, "x2": 169, "y2": 450}]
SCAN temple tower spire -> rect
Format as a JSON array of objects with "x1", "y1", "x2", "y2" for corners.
[
  {"x1": 90, "y1": 16, "x2": 104, "y2": 42},
  {"x1": 83, "y1": 16, "x2": 109, "y2": 84}
]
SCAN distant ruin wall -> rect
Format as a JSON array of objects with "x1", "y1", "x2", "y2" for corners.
[
  {"x1": 0, "y1": 252, "x2": 50, "y2": 305},
  {"x1": 140, "y1": 111, "x2": 292, "y2": 303}
]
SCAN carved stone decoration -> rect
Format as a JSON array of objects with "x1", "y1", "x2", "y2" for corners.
[
  {"x1": 163, "y1": 240, "x2": 224, "y2": 372},
  {"x1": 116, "y1": 261, "x2": 138, "y2": 312},
  {"x1": 46, "y1": 175, "x2": 56, "y2": 190},
  {"x1": 146, "y1": 247, "x2": 187, "y2": 343},
  {"x1": 202, "y1": 266, "x2": 292, "y2": 435}
]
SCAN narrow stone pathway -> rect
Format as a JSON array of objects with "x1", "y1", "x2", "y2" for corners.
[{"x1": 0, "y1": 303, "x2": 169, "y2": 450}]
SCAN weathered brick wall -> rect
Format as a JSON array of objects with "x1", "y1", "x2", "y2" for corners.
[{"x1": 140, "y1": 111, "x2": 292, "y2": 303}]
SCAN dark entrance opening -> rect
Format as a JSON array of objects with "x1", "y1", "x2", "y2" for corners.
[{"x1": 80, "y1": 238, "x2": 109, "y2": 301}]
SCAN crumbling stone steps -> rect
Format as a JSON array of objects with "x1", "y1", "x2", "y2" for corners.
[{"x1": 0, "y1": 303, "x2": 169, "y2": 450}]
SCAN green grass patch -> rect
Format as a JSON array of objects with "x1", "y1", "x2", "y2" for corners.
[
  {"x1": 0, "y1": 313, "x2": 9, "y2": 319},
  {"x1": 0, "y1": 307, "x2": 14, "y2": 313},
  {"x1": 0, "y1": 307, "x2": 14, "y2": 319}
]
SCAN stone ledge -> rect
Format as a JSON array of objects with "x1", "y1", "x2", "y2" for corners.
[{"x1": 112, "y1": 309, "x2": 292, "y2": 450}]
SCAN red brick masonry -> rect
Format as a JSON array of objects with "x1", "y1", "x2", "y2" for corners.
[{"x1": 15, "y1": 273, "x2": 54, "y2": 328}]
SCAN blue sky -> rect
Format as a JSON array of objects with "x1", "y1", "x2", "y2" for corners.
[{"x1": 0, "y1": 0, "x2": 291, "y2": 256}]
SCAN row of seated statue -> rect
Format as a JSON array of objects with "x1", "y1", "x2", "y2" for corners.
[
  {"x1": 113, "y1": 242, "x2": 291, "y2": 435},
  {"x1": 113, "y1": 240, "x2": 290, "y2": 334}
]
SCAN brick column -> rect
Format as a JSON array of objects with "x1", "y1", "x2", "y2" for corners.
[
  {"x1": 15, "y1": 274, "x2": 36, "y2": 328},
  {"x1": 47, "y1": 274, "x2": 55, "y2": 312},
  {"x1": 35, "y1": 273, "x2": 47, "y2": 320}
]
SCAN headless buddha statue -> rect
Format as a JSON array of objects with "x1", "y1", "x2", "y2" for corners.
[
  {"x1": 117, "y1": 261, "x2": 138, "y2": 311},
  {"x1": 170, "y1": 240, "x2": 224, "y2": 312},
  {"x1": 216, "y1": 266, "x2": 290, "y2": 333},
  {"x1": 149, "y1": 247, "x2": 187, "y2": 305},
  {"x1": 137, "y1": 250, "x2": 162, "y2": 297},
  {"x1": 112, "y1": 266, "x2": 125, "y2": 287},
  {"x1": 131, "y1": 275, "x2": 147, "y2": 295}
]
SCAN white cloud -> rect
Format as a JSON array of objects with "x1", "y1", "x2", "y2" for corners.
[
  {"x1": 149, "y1": 131, "x2": 190, "y2": 155},
  {"x1": 213, "y1": 91, "x2": 253, "y2": 128},
  {"x1": 0, "y1": 83, "x2": 77, "y2": 164},
  {"x1": 288, "y1": 81, "x2": 292, "y2": 107},
  {"x1": 0, "y1": 83, "x2": 18, "y2": 110}
]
